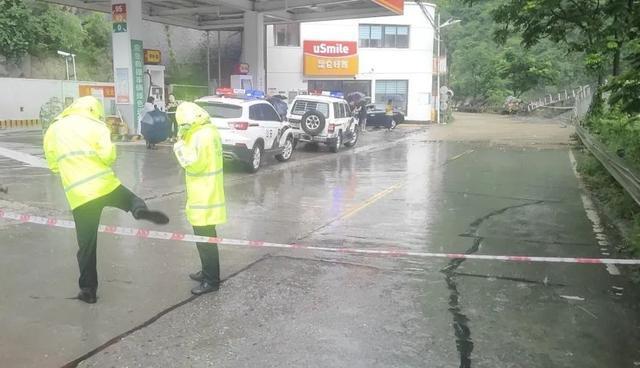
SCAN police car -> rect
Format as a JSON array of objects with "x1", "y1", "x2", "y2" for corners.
[
  {"x1": 195, "y1": 89, "x2": 295, "y2": 172},
  {"x1": 287, "y1": 92, "x2": 359, "y2": 153}
]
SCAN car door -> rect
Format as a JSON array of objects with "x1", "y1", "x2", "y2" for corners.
[
  {"x1": 332, "y1": 102, "x2": 343, "y2": 134},
  {"x1": 255, "y1": 103, "x2": 282, "y2": 149},
  {"x1": 249, "y1": 104, "x2": 269, "y2": 147},
  {"x1": 259, "y1": 103, "x2": 282, "y2": 148},
  {"x1": 339, "y1": 102, "x2": 351, "y2": 131}
]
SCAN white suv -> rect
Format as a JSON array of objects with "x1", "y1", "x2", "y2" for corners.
[
  {"x1": 195, "y1": 95, "x2": 295, "y2": 172},
  {"x1": 287, "y1": 94, "x2": 359, "y2": 153}
]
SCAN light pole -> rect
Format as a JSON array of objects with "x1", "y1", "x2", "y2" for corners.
[
  {"x1": 436, "y1": 17, "x2": 460, "y2": 124},
  {"x1": 71, "y1": 53, "x2": 77, "y2": 81},
  {"x1": 57, "y1": 50, "x2": 77, "y2": 80}
]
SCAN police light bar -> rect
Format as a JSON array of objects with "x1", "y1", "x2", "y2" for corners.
[
  {"x1": 320, "y1": 91, "x2": 345, "y2": 99},
  {"x1": 215, "y1": 88, "x2": 234, "y2": 96},
  {"x1": 244, "y1": 89, "x2": 265, "y2": 99},
  {"x1": 215, "y1": 88, "x2": 265, "y2": 100}
]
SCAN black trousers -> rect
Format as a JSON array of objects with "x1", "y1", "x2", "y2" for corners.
[
  {"x1": 71, "y1": 185, "x2": 146, "y2": 291},
  {"x1": 193, "y1": 225, "x2": 220, "y2": 284},
  {"x1": 386, "y1": 115, "x2": 394, "y2": 129}
]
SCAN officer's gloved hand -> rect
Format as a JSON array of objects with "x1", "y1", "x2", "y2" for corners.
[{"x1": 177, "y1": 124, "x2": 192, "y2": 139}]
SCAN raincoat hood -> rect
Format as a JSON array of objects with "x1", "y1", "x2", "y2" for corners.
[
  {"x1": 176, "y1": 102, "x2": 210, "y2": 127},
  {"x1": 57, "y1": 96, "x2": 105, "y2": 123}
]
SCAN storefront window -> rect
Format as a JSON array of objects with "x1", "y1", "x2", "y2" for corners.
[
  {"x1": 274, "y1": 23, "x2": 300, "y2": 46},
  {"x1": 359, "y1": 24, "x2": 409, "y2": 48},
  {"x1": 375, "y1": 80, "x2": 408, "y2": 113},
  {"x1": 308, "y1": 80, "x2": 372, "y2": 97}
]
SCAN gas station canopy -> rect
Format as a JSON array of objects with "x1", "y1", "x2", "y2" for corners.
[
  {"x1": 46, "y1": 0, "x2": 404, "y2": 31},
  {"x1": 39, "y1": 0, "x2": 404, "y2": 135}
]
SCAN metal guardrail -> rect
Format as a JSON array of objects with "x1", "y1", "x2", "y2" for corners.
[
  {"x1": 527, "y1": 85, "x2": 591, "y2": 112},
  {"x1": 576, "y1": 125, "x2": 640, "y2": 205}
]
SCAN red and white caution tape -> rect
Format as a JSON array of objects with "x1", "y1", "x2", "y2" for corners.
[{"x1": 2, "y1": 209, "x2": 640, "y2": 265}]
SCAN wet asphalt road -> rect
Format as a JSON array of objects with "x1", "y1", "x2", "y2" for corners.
[{"x1": 1, "y1": 120, "x2": 640, "y2": 367}]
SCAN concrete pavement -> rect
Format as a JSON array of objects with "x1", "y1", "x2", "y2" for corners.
[{"x1": 1, "y1": 115, "x2": 639, "y2": 367}]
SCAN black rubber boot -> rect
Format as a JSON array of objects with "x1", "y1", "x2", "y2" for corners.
[
  {"x1": 77, "y1": 288, "x2": 97, "y2": 304},
  {"x1": 189, "y1": 271, "x2": 204, "y2": 282},
  {"x1": 132, "y1": 207, "x2": 169, "y2": 225},
  {"x1": 191, "y1": 280, "x2": 219, "y2": 295}
]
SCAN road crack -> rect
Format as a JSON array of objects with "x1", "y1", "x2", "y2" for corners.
[{"x1": 441, "y1": 200, "x2": 544, "y2": 368}]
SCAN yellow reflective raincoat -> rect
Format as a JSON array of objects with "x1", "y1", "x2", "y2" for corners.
[
  {"x1": 43, "y1": 96, "x2": 121, "y2": 210},
  {"x1": 173, "y1": 102, "x2": 226, "y2": 226}
]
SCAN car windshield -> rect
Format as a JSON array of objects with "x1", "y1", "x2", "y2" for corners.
[
  {"x1": 196, "y1": 102, "x2": 243, "y2": 119},
  {"x1": 291, "y1": 100, "x2": 329, "y2": 118}
]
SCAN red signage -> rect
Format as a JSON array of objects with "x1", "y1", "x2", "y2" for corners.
[
  {"x1": 303, "y1": 40, "x2": 359, "y2": 76},
  {"x1": 111, "y1": 3, "x2": 127, "y2": 21},
  {"x1": 372, "y1": 0, "x2": 404, "y2": 14},
  {"x1": 233, "y1": 63, "x2": 249, "y2": 75},
  {"x1": 234, "y1": 63, "x2": 250, "y2": 75}
]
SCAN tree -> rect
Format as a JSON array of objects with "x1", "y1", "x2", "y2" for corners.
[
  {"x1": 28, "y1": 2, "x2": 86, "y2": 56},
  {"x1": 499, "y1": 48, "x2": 557, "y2": 97},
  {"x1": 0, "y1": 0, "x2": 34, "y2": 60},
  {"x1": 606, "y1": 39, "x2": 640, "y2": 114},
  {"x1": 450, "y1": 41, "x2": 504, "y2": 102},
  {"x1": 486, "y1": 0, "x2": 638, "y2": 79}
]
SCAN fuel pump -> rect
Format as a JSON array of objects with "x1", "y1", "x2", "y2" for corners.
[{"x1": 143, "y1": 65, "x2": 166, "y2": 111}]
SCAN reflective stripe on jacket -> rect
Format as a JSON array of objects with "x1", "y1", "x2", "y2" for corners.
[
  {"x1": 43, "y1": 115, "x2": 121, "y2": 209},
  {"x1": 174, "y1": 123, "x2": 226, "y2": 226}
]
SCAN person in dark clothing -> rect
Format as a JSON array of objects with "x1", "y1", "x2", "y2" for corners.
[
  {"x1": 72, "y1": 186, "x2": 165, "y2": 298},
  {"x1": 357, "y1": 101, "x2": 368, "y2": 132},
  {"x1": 43, "y1": 97, "x2": 169, "y2": 304},
  {"x1": 167, "y1": 94, "x2": 178, "y2": 142}
]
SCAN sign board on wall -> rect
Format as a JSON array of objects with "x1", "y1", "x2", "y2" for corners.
[
  {"x1": 131, "y1": 40, "x2": 145, "y2": 123},
  {"x1": 143, "y1": 49, "x2": 161, "y2": 64},
  {"x1": 79, "y1": 85, "x2": 115, "y2": 98},
  {"x1": 112, "y1": 3, "x2": 128, "y2": 33},
  {"x1": 115, "y1": 68, "x2": 130, "y2": 103},
  {"x1": 372, "y1": 0, "x2": 404, "y2": 14},
  {"x1": 234, "y1": 63, "x2": 250, "y2": 75},
  {"x1": 303, "y1": 41, "x2": 358, "y2": 77}
]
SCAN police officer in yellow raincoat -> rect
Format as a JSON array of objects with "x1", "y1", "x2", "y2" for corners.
[
  {"x1": 44, "y1": 96, "x2": 169, "y2": 304},
  {"x1": 173, "y1": 102, "x2": 226, "y2": 295}
]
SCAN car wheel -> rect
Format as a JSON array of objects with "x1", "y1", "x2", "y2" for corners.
[
  {"x1": 330, "y1": 132, "x2": 342, "y2": 153},
  {"x1": 300, "y1": 110, "x2": 326, "y2": 136},
  {"x1": 276, "y1": 135, "x2": 294, "y2": 162},
  {"x1": 345, "y1": 125, "x2": 359, "y2": 148},
  {"x1": 246, "y1": 143, "x2": 263, "y2": 173}
]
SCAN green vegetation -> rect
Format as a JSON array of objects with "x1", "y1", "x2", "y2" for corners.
[
  {"x1": 0, "y1": 0, "x2": 113, "y2": 80},
  {"x1": 0, "y1": 1, "x2": 210, "y2": 84},
  {"x1": 0, "y1": 0, "x2": 32, "y2": 60},
  {"x1": 439, "y1": 0, "x2": 591, "y2": 108},
  {"x1": 577, "y1": 151, "x2": 640, "y2": 254}
]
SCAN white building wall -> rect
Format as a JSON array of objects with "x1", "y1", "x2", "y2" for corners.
[
  {"x1": 0, "y1": 78, "x2": 114, "y2": 120},
  {"x1": 266, "y1": 2, "x2": 435, "y2": 121}
]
